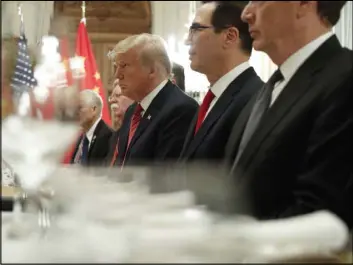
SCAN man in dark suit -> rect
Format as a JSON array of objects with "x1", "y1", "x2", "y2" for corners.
[
  {"x1": 226, "y1": 1, "x2": 352, "y2": 228},
  {"x1": 111, "y1": 33, "x2": 199, "y2": 167},
  {"x1": 171, "y1": 62, "x2": 185, "y2": 92},
  {"x1": 71, "y1": 89, "x2": 113, "y2": 166},
  {"x1": 105, "y1": 79, "x2": 133, "y2": 166},
  {"x1": 179, "y1": 1, "x2": 263, "y2": 163}
]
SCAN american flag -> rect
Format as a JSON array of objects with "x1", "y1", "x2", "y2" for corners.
[{"x1": 10, "y1": 29, "x2": 37, "y2": 101}]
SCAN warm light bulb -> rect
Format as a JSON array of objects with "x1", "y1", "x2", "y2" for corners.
[{"x1": 69, "y1": 56, "x2": 86, "y2": 79}]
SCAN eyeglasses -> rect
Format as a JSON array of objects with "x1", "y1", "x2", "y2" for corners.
[
  {"x1": 188, "y1": 23, "x2": 214, "y2": 36},
  {"x1": 188, "y1": 23, "x2": 232, "y2": 37}
]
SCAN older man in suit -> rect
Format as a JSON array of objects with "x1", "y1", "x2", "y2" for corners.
[
  {"x1": 226, "y1": 1, "x2": 352, "y2": 228},
  {"x1": 106, "y1": 79, "x2": 134, "y2": 166},
  {"x1": 71, "y1": 89, "x2": 113, "y2": 166},
  {"x1": 111, "y1": 33, "x2": 199, "y2": 167},
  {"x1": 179, "y1": 1, "x2": 263, "y2": 163}
]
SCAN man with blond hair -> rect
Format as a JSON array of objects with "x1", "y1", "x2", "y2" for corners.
[{"x1": 110, "y1": 33, "x2": 198, "y2": 167}]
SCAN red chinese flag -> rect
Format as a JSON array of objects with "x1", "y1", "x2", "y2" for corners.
[{"x1": 76, "y1": 20, "x2": 111, "y2": 124}]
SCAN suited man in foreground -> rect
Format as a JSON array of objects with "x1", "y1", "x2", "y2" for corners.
[
  {"x1": 105, "y1": 79, "x2": 134, "y2": 166},
  {"x1": 112, "y1": 33, "x2": 199, "y2": 167},
  {"x1": 71, "y1": 89, "x2": 113, "y2": 166},
  {"x1": 179, "y1": 1, "x2": 263, "y2": 163},
  {"x1": 226, "y1": 1, "x2": 352, "y2": 228}
]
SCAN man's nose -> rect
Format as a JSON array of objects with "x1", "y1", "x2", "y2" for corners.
[{"x1": 241, "y1": 5, "x2": 254, "y2": 24}]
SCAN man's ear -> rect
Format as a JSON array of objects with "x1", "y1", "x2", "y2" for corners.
[
  {"x1": 297, "y1": 1, "x2": 315, "y2": 19},
  {"x1": 224, "y1": 27, "x2": 239, "y2": 48}
]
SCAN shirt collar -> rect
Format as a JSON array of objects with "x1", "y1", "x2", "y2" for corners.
[
  {"x1": 210, "y1": 61, "x2": 251, "y2": 98},
  {"x1": 86, "y1": 117, "x2": 101, "y2": 144},
  {"x1": 140, "y1": 79, "x2": 168, "y2": 112},
  {"x1": 279, "y1": 31, "x2": 334, "y2": 82}
]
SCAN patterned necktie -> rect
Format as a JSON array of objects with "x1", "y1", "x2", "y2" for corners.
[
  {"x1": 110, "y1": 138, "x2": 119, "y2": 167},
  {"x1": 232, "y1": 69, "x2": 284, "y2": 170},
  {"x1": 80, "y1": 136, "x2": 89, "y2": 164},
  {"x1": 127, "y1": 104, "x2": 143, "y2": 148},
  {"x1": 74, "y1": 135, "x2": 89, "y2": 164},
  {"x1": 194, "y1": 89, "x2": 215, "y2": 134}
]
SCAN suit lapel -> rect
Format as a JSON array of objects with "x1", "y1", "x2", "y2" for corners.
[
  {"x1": 238, "y1": 36, "x2": 343, "y2": 170},
  {"x1": 118, "y1": 105, "x2": 135, "y2": 158},
  {"x1": 225, "y1": 94, "x2": 258, "y2": 162},
  {"x1": 87, "y1": 119, "x2": 103, "y2": 158},
  {"x1": 179, "y1": 113, "x2": 198, "y2": 158},
  {"x1": 184, "y1": 67, "x2": 258, "y2": 159},
  {"x1": 70, "y1": 135, "x2": 83, "y2": 163},
  {"x1": 127, "y1": 81, "x2": 174, "y2": 151}
]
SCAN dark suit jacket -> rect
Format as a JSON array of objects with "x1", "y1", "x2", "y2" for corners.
[
  {"x1": 179, "y1": 67, "x2": 263, "y2": 162},
  {"x1": 104, "y1": 130, "x2": 119, "y2": 165},
  {"x1": 71, "y1": 119, "x2": 113, "y2": 166},
  {"x1": 226, "y1": 35, "x2": 353, "y2": 228},
  {"x1": 115, "y1": 81, "x2": 199, "y2": 166}
]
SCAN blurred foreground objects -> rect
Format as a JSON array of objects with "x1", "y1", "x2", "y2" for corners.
[{"x1": 1, "y1": 164, "x2": 351, "y2": 263}]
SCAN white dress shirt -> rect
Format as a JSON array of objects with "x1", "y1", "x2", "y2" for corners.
[
  {"x1": 271, "y1": 31, "x2": 334, "y2": 106},
  {"x1": 205, "y1": 61, "x2": 251, "y2": 119},
  {"x1": 85, "y1": 117, "x2": 101, "y2": 149},
  {"x1": 140, "y1": 79, "x2": 168, "y2": 114}
]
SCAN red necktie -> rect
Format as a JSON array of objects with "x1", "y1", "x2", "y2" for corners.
[
  {"x1": 110, "y1": 138, "x2": 119, "y2": 167},
  {"x1": 194, "y1": 90, "x2": 215, "y2": 134},
  {"x1": 121, "y1": 104, "x2": 143, "y2": 167},
  {"x1": 127, "y1": 104, "x2": 143, "y2": 147}
]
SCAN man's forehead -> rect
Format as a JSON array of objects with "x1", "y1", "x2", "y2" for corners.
[{"x1": 115, "y1": 48, "x2": 139, "y2": 62}]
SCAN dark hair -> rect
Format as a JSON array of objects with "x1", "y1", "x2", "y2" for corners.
[
  {"x1": 317, "y1": 1, "x2": 346, "y2": 26},
  {"x1": 171, "y1": 62, "x2": 185, "y2": 91},
  {"x1": 202, "y1": 1, "x2": 252, "y2": 55}
]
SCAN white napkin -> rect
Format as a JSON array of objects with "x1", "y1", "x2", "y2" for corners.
[{"x1": 214, "y1": 210, "x2": 349, "y2": 262}]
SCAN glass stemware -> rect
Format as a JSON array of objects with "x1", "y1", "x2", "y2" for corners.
[{"x1": 1, "y1": 34, "x2": 82, "y2": 239}]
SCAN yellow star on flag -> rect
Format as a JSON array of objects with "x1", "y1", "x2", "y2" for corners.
[{"x1": 94, "y1": 72, "x2": 101, "y2": 80}]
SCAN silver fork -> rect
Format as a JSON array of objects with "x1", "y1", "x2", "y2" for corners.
[{"x1": 38, "y1": 206, "x2": 51, "y2": 237}]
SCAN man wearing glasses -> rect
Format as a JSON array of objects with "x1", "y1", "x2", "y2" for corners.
[{"x1": 179, "y1": 1, "x2": 263, "y2": 163}]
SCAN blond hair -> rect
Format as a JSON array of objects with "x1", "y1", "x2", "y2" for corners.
[{"x1": 110, "y1": 33, "x2": 172, "y2": 78}]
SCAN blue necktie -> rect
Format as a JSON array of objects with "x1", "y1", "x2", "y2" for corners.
[{"x1": 80, "y1": 136, "x2": 89, "y2": 164}]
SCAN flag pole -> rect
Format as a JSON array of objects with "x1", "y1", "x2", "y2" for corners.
[
  {"x1": 17, "y1": 3, "x2": 25, "y2": 35},
  {"x1": 81, "y1": 1, "x2": 86, "y2": 25}
]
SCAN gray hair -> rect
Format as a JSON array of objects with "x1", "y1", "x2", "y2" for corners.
[
  {"x1": 109, "y1": 33, "x2": 172, "y2": 78},
  {"x1": 80, "y1": 89, "x2": 103, "y2": 116}
]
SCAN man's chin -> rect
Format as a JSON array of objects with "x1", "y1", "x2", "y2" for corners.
[
  {"x1": 190, "y1": 62, "x2": 199, "y2": 72},
  {"x1": 252, "y1": 39, "x2": 265, "y2": 52}
]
